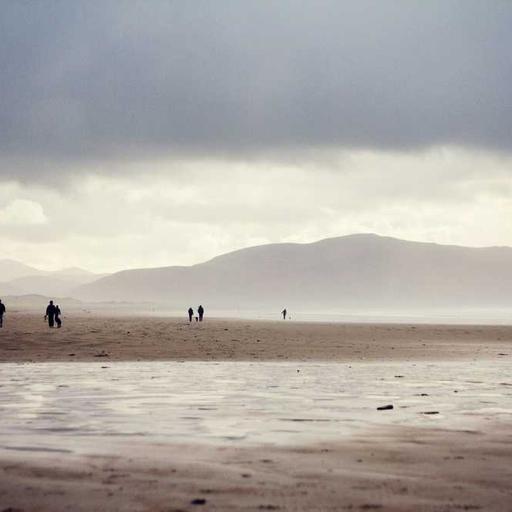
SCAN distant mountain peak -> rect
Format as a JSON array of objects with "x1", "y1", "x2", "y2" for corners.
[
  {"x1": 0, "y1": 259, "x2": 42, "y2": 280},
  {"x1": 0, "y1": 260, "x2": 105, "y2": 296}
]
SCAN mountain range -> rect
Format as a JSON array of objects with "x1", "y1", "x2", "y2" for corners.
[
  {"x1": 2, "y1": 235, "x2": 512, "y2": 312},
  {"x1": 72, "y1": 234, "x2": 512, "y2": 310},
  {"x1": 0, "y1": 259, "x2": 106, "y2": 297}
]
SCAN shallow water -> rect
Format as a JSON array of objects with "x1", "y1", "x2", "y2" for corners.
[{"x1": 0, "y1": 361, "x2": 511, "y2": 457}]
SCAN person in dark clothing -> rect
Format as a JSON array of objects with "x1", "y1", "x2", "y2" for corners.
[
  {"x1": 0, "y1": 299, "x2": 5, "y2": 328},
  {"x1": 55, "y1": 305, "x2": 62, "y2": 328},
  {"x1": 198, "y1": 305, "x2": 204, "y2": 322},
  {"x1": 188, "y1": 307, "x2": 194, "y2": 323},
  {"x1": 282, "y1": 308, "x2": 287, "y2": 320},
  {"x1": 45, "y1": 300, "x2": 57, "y2": 328}
]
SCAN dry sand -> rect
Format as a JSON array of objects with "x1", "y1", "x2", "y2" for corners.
[
  {"x1": 1, "y1": 423, "x2": 511, "y2": 512},
  {"x1": 0, "y1": 314, "x2": 511, "y2": 511},
  {"x1": 0, "y1": 313, "x2": 511, "y2": 362}
]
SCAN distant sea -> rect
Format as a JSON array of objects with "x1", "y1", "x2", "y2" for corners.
[{"x1": 142, "y1": 308, "x2": 512, "y2": 325}]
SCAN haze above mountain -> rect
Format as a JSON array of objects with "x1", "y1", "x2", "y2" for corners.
[
  {"x1": 74, "y1": 234, "x2": 512, "y2": 311},
  {"x1": 0, "y1": 260, "x2": 106, "y2": 297}
]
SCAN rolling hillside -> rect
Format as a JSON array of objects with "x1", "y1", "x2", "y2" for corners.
[
  {"x1": 0, "y1": 260, "x2": 106, "y2": 298},
  {"x1": 75, "y1": 234, "x2": 512, "y2": 310}
]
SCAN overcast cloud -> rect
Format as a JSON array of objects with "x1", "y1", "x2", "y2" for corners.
[{"x1": 0, "y1": 1, "x2": 511, "y2": 271}]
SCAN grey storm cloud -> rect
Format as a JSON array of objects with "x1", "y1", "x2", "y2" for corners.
[{"x1": 1, "y1": 0, "x2": 512, "y2": 179}]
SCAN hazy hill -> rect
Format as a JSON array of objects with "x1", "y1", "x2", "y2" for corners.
[
  {"x1": 3, "y1": 275, "x2": 92, "y2": 297},
  {"x1": 1, "y1": 294, "x2": 83, "y2": 311},
  {"x1": 0, "y1": 260, "x2": 106, "y2": 298},
  {"x1": 75, "y1": 234, "x2": 512, "y2": 310},
  {"x1": 0, "y1": 259, "x2": 42, "y2": 280}
]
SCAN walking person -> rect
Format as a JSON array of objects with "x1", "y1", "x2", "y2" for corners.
[
  {"x1": 198, "y1": 305, "x2": 204, "y2": 322},
  {"x1": 188, "y1": 307, "x2": 194, "y2": 323},
  {"x1": 45, "y1": 300, "x2": 57, "y2": 328},
  {"x1": 282, "y1": 308, "x2": 287, "y2": 320},
  {"x1": 55, "y1": 304, "x2": 62, "y2": 328},
  {"x1": 0, "y1": 299, "x2": 5, "y2": 328}
]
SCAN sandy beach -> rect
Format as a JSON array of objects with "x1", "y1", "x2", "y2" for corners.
[
  {"x1": 2, "y1": 424, "x2": 511, "y2": 512},
  {"x1": 0, "y1": 313, "x2": 511, "y2": 362},
  {"x1": 0, "y1": 315, "x2": 511, "y2": 511}
]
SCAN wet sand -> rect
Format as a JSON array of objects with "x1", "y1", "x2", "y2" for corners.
[
  {"x1": 0, "y1": 313, "x2": 511, "y2": 362},
  {"x1": 0, "y1": 315, "x2": 511, "y2": 511}
]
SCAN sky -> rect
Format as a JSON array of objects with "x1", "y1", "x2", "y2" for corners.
[{"x1": 1, "y1": 0, "x2": 511, "y2": 273}]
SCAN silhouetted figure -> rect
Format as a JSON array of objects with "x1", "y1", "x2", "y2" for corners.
[
  {"x1": 0, "y1": 299, "x2": 5, "y2": 328},
  {"x1": 282, "y1": 308, "x2": 287, "y2": 320},
  {"x1": 188, "y1": 307, "x2": 194, "y2": 322},
  {"x1": 45, "y1": 300, "x2": 57, "y2": 328},
  {"x1": 198, "y1": 305, "x2": 204, "y2": 322},
  {"x1": 55, "y1": 305, "x2": 62, "y2": 328}
]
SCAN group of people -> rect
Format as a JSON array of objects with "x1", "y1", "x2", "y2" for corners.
[
  {"x1": 188, "y1": 305, "x2": 205, "y2": 322},
  {"x1": 0, "y1": 299, "x2": 62, "y2": 329},
  {"x1": 0, "y1": 299, "x2": 287, "y2": 327}
]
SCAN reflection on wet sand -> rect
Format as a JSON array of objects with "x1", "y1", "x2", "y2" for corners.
[
  {"x1": 0, "y1": 361, "x2": 510, "y2": 454},
  {"x1": 1, "y1": 361, "x2": 511, "y2": 511}
]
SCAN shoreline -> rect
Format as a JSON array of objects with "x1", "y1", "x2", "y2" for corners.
[{"x1": 4, "y1": 307, "x2": 512, "y2": 325}]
